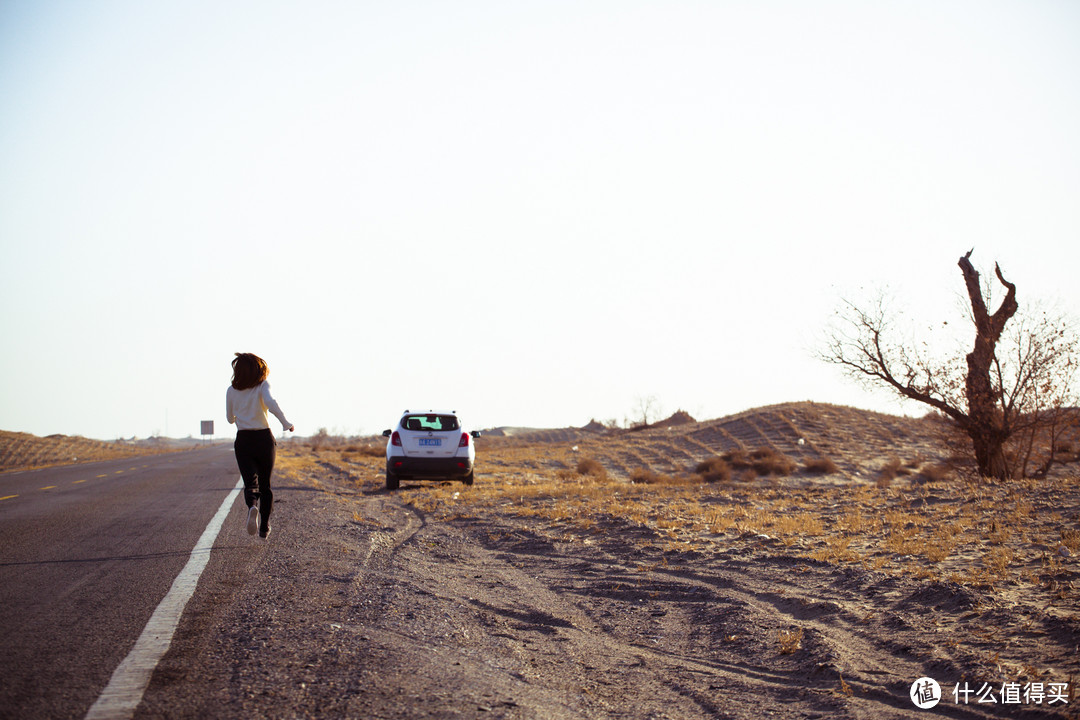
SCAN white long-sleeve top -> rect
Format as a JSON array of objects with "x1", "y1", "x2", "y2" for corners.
[{"x1": 226, "y1": 381, "x2": 293, "y2": 431}]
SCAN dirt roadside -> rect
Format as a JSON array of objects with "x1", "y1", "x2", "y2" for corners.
[{"x1": 137, "y1": 459, "x2": 1074, "y2": 720}]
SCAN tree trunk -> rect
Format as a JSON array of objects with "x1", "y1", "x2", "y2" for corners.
[
  {"x1": 967, "y1": 431, "x2": 1011, "y2": 480},
  {"x1": 958, "y1": 253, "x2": 1018, "y2": 479}
]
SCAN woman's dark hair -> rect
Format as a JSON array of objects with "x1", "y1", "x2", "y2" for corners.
[{"x1": 231, "y1": 353, "x2": 269, "y2": 390}]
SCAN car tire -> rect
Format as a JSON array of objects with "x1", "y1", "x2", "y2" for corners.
[
  {"x1": 386, "y1": 470, "x2": 400, "y2": 491},
  {"x1": 462, "y1": 470, "x2": 474, "y2": 486}
]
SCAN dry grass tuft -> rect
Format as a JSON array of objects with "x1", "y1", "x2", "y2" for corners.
[
  {"x1": 836, "y1": 508, "x2": 877, "y2": 536},
  {"x1": 1062, "y1": 529, "x2": 1080, "y2": 552},
  {"x1": 772, "y1": 512, "x2": 825, "y2": 538},
  {"x1": 982, "y1": 546, "x2": 1015, "y2": 580},
  {"x1": 810, "y1": 535, "x2": 860, "y2": 563},
  {"x1": 778, "y1": 627, "x2": 804, "y2": 655},
  {"x1": 628, "y1": 468, "x2": 695, "y2": 485},
  {"x1": 922, "y1": 522, "x2": 962, "y2": 563}
]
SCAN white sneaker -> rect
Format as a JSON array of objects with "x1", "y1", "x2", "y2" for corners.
[
  {"x1": 246, "y1": 506, "x2": 259, "y2": 535},
  {"x1": 259, "y1": 523, "x2": 272, "y2": 540}
]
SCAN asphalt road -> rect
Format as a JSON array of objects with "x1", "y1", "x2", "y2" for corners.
[{"x1": 0, "y1": 446, "x2": 243, "y2": 720}]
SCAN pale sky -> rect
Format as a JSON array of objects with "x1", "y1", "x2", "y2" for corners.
[{"x1": 1, "y1": 0, "x2": 1078, "y2": 440}]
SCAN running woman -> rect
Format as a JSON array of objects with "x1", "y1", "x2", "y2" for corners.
[{"x1": 226, "y1": 353, "x2": 294, "y2": 539}]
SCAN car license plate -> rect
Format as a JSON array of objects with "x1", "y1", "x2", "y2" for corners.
[{"x1": 419, "y1": 438, "x2": 442, "y2": 447}]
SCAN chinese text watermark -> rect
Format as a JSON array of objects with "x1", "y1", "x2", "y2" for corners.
[{"x1": 910, "y1": 678, "x2": 1070, "y2": 709}]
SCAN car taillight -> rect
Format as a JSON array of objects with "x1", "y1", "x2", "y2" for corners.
[
  {"x1": 391, "y1": 431, "x2": 402, "y2": 447},
  {"x1": 459, "y1": 432, "x2": 469, "y2": 448}
]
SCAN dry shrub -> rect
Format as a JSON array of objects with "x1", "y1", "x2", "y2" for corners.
[
  {"x1": 877, "y1": 457, "x2": 909, "y2": 486},
  {"x1": 309, "y1": 427, "x2": 331, "y2": 450},
  {"x1": 778, "y1": 627, "x2": 804, "y2": 655},
  {"x1": 722, "y1": 449, "x2": 751, "y2": 470},
  {"x1": 802, "y1": 456, "x2": 839, "y2": 475},
  {"x1": 694, "y1": 457, "x2": 731, "y2": 483},
  {"x1": 576, "y1": 457, "x2": 607, "y2": 480},
  {"x1": 629, "y1": 468, "x2": 660, "y2": 484},
  {"x1": 915, "y1": 463, "x2": 953, "y2": 484},
  {"x1": 344, "y1": 443, "x2": 385, "y2": 458},
  {"x1": 735, "y1": 469, "x2": 759, "y2": 483},
  {"x1": 748, "y1": 448, "x2": 797, "y2": 476},
  {"x1": 711, "y1": 448, "x2": 796, "y2": 478}
]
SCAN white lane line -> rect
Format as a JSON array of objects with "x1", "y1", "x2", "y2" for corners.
[{"x1": 85, "y1": 478, "x2": 244, "y2": 720}]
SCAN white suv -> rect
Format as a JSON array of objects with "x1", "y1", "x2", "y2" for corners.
[{"x1": 381, "y1": 410, "x2": 480, "y2": 490}]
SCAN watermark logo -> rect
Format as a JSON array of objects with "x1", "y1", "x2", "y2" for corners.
[
  {"x1": 911, "y1": 677, "x2": 942, "y2": 709},
  {"x1": 908, "y1": 678, "x2": 1071, "y2": 708}
]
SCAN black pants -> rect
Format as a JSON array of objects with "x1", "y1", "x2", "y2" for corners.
[{"x1": 234, "y1": 429, "x2": 275, "y2": 531}]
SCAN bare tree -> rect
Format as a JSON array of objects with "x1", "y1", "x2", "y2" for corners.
[
  {"x1": 822, "y1": 251, "x2": 1078, "y2": 480},
  {"x1": 632, "y1": 394, "x2": 662, "y2": 429},
  {"x1": 993, "y1": 305, "x2": 1080, "y2": 477}
]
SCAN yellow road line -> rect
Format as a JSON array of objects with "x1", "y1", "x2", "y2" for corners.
[
  {"x1": 96, "y1": 474, "x2": 108, "y2": 478},
  {"x1": 40, "y1": 486, "x2": 57, "y2": 490},
  {"x1": 0, "y1": 495, "x2": 17, "y2": 501},
  {"x1": 73, "y1": 479, "x2": 87, "y2": 484}
]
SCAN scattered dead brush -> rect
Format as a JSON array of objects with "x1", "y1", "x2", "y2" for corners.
[
  {"x1": 0, "y1": 430, "x2": 183, "y2": 473},
  {"x1": 282, "y1": 423, "x2": 1078, "y2": 604},
  {"x1": 721, "y1": 447, "x2": 798, "y2": 477},
  {"x1": 353, "y1": 438, "x2": 1076, "y2": 605},
  {"x1": 275, "y1": 402, "x2": 1080, "y2": 698},
  {"x1": 693, "y1": 447, "x2": 800, "y2": 482}
]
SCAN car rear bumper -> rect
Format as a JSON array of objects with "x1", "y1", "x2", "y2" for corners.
[{"x1": 387, "y1": 455, "x2": 473, "y2": 479}]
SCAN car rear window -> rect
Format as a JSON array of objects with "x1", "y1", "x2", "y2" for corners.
[{"x1": 402, "y1": 414, "x2": 459, "y2": 432}]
